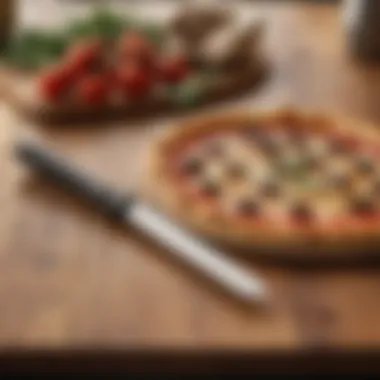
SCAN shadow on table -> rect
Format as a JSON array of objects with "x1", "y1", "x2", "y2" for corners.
[{"x1": 1, "y1": 347, "x2": 380, "y2": 374}]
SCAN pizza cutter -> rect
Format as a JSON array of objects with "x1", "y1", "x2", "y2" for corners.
[{"x1": 15, "y1": 141, "x2": 268, "y2": 305}]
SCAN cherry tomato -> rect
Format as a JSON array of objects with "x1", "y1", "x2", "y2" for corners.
[
  {"x1": 77, "y1": 74, "x2": 110, "y2": 105},
  {"x1": 38, "y1": 65, "x2": 71, "y2": 102},
  {"x1": 116, "y1": 64, "x2": 152, "y2": 97},
  {"x1": 65, "y1": 39, "x2": 103, "y2": 76},
  {"x1": 158, "y1": 55, "x2": 190, "y2": 83},
  {"x1": 118, "y1": 31, "x2": 155, "y2": 67},
  {"x1": 105, "y1": 69, "x2": 118, "y2": 89}
]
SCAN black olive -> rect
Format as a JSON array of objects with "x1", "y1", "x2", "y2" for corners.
[
  {"x1": 180, "y1": 156, "x2": 202, "y2": 175},
  {"x1": 236, "y1": 198, "x2": 260, "y2": 216},
  {"x1": 291, "y1": 201, "x2": 312, "y2": 221},
  {"x1": 355, "y1": 155, "x2": 375, "y2": 175},
  {"x1": 350, "y1": 195, "x2": 375, "y2": 215},
  {"x1": 261, "y1": 179, "x2": 281, "y2": 198},
  {"x1": 199, "y1": 180, "x2": 220, "y2": 197},
  {"x1": 227, "y1": 162, "x2": 246, "y2": 180},
  {"x1": 373, "y1": 179, "x2": 380, "y2": 195},
  {"x1": 329, "y1": 139, "x2": 349, "y2": 155},
  {"x1": 328, "y1": 172, "x2": 351, "y2": 190},
  {"x1": 304, "y1": 154, "x2": 320, "y2": 170}
]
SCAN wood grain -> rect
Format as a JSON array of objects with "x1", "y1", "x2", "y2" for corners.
[{"x1": 0, "y1": 0, "x2": 379, "y2": 357}]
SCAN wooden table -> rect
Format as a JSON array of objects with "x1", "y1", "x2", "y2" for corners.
[{"x1": 1, "y1": 0, "x2": 380, "y2": 373}]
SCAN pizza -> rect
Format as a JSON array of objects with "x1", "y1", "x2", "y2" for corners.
[
  {"x1": 0, "y1": 6, "x2": 266, "y2": 124},
  {"x1": 145, "y1": 108, "x2": 380, "y2": 260}
]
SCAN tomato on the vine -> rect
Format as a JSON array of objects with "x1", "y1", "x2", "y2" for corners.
[
  {"x1": 118, "y1": 31, "x2": 155, "y2": 67},
  {"x1": 38, "y1": 65, "x2": 71, "y2": 101},
  {"x1": 116, "y1": 64, "x2": 152, "y2": 97},
  {"x1": 158, "y1": 55, "x2": 190, "y2": 83},
  {"x1": 77, "y1": 74, "x2": 110, "y2": 105},
  {"x1": 65, "y1": 39, "x2": 103, "y2": 76}
]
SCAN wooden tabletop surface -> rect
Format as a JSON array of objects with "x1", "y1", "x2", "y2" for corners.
[{"x1": 1, "y1": 0, "x2": 380, "y2": 369}]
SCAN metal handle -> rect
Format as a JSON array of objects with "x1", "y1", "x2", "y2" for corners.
[{"x1": 129, "y1": 203, "x2": 268, "y2": 304}]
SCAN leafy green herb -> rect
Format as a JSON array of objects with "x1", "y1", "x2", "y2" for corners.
[
  {"x1": 167, "y1": 72, "x2": 216, "y2": 108},
  {"x1": 68, "y1": 8, "x2": 129, "y2": 40},
  {"x1": 3, "y1": 29, "x2": 69, "y2": 69}
]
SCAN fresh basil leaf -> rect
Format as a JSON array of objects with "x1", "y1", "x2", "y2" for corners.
[
  {"x1": 4, "y1": 28, "x2": 68, "y2": 69},
  {"x1": 45, "y1": 33, "x2": 69, "y2": 56},
  {"x1": 170, "y1": 74, "x2": 210, "y2": 108},
  {"x1": 67, "y1": 19, "x2": 99, "y2": 40},
  {"x1": 140, "y1": 24, "x2": 166, "y2": 47},
  {"x1": 91, "y1": 8, "x2": 126, "y2": 38}
]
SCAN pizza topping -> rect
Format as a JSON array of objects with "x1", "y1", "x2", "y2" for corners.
[
  {"x1": 260, "y1": 178, "x2": 281, "y2": 198},
  {"x1": 349, "y1": 193, "x2": 376, "y2": 216},
  {"x1": 325, "y1": 164, "x2": 352, "y2": 190},
  {"x1": 118, "y1": 31, "x2": 155, "y2": 67},
  {"x1": 373, "y1": 178, "x2": 380, "y2": 195},
  {"x1": 327, "y1": 171, "x2": 351, "y2": 190},
  {"x1": 330, "y1": 138, "x2": 350, "y2": 155},
  {"x1": 204, "y1": 162, "x2": 226, "y2": 182},
  {"x1": 77, "y1": 74, "x2": 110, "y2": 105},
  {"x1": 158, "y1": 55, "x2": 190, "y2": 83},
  {"x1": 270, "y1": 131, "x2": 294, "y2": 156},
  {"x1": 308, "y1": 136, "x2": 330, "y2": 159},
  {"x1": 235, "y1": 198, "x2": 260, "y2": 217},
  {"x1": 257, "y1": 134, "x2": 279, "y2": 156},
  {"x1": 355, "y1": 154, "x2": 376, "y2": 175},
  {"x1": 290, "y1": 200, "x2": 313, "y2": 222},
  {"x1": 198, "y1": 180, "x2": 220, "y2": 197},
  {"x1": 65, "y1": 39, "x2": 104, "y2": 75},
  {"x1": 277, "y1": 153, "x2": 308, "y2": 179},
  {"x1": 226, "y1": 162, "x2": 246, "y2": 180},
  {"x1": 38, "y1": 65, "x2": 71, "y2": 102},
  {"x1": 116, "y1": 64, "x2": 152, "y2": 98},
  {"x1": 303, "y1": 153, "x2": 320, "y2": 171},
  {"x1": 179, "y1": 156, "x2": 203, "y2": 175},
  {"x1": 303, "y1": 139, "x2": 330, "y2": 171},
  {"x1": 285, "y1": 127, "x2": 306, "y2": 145}
]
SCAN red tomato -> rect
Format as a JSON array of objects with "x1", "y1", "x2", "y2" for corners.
[
  {"x1": 158, "y1": 55, "x2": 190, "y2": 83},
  {"x1": 105, "y1": 69, "x2": 118, "y2": 89},
  {"x1": 118, "y1": 31, "x2": 154, "y2": 67},
  {"x1": 65, "y1": 39, "x2": 103, "y2": 76},
  {"x1": 38, "y1": 65, "x2": 71, "y2": 101},
  {"x1": 116, "y1": 64, "x2": 152, "y2": 97},
  {"x1": 77, "y1": 74, "x2": 110, "y2": 105}
]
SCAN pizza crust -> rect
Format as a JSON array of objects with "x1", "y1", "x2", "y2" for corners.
[{"x1": 144, "y1": 108, "x2": 380, "y2": 261}]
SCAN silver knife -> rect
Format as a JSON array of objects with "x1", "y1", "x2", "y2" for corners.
[{"x1": 15, "y1": 142, "x2": 268, "y2": 304}]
